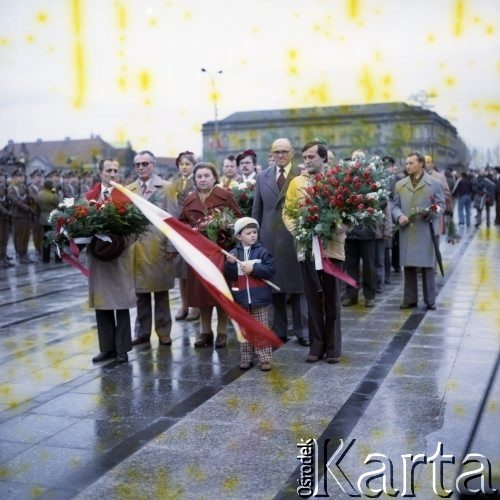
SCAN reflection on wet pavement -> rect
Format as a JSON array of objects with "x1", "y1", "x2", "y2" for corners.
[{"x1": 0, "y1": 226, "x2": 498, "y2": 498}]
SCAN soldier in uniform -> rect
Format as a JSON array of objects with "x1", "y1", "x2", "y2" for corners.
[
  {"x1": 28, "y1": 169, "x2": 44, "y2": 259},
  {"x1": 0, "y1": 171, "x2": 13, "y2": 268},
  {"x1": 8, "y1": 169, "x2": 34, "y2": 264}
]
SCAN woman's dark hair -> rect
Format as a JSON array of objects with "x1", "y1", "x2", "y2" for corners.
[
  {"x1": 175, "y1": 151, "x2": 197, "y2": 168},
  {"x1": 193, "y1": 162, "x2": 219, "y2": 185}
]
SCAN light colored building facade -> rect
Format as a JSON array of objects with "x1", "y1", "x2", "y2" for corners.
[{"x1": 202, "y1": 102, "x2": 468, "y2": 171}]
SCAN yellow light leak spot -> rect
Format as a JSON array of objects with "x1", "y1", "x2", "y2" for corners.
[
  {"x1": 48, "y1": 45, "x2": 55, "y2": 52},
  {"x1": 183, "y1": 11, "x2": 192, "y2": 20},
  {"x1": 259, "y1": 420, "x2": 274, "y2": 432},
  {"x1": 149, "y1": 18, "x2": 157, "y2": 26},
  {"x1": 251, "y1": 26, "x2": 260, "y2": 33},
  {"x1": 472, "y1": 15, "x2": 481, "y2": 24},
  {"x1": 427, "y1": 88, "x2": 438, "y2": 98},
  {"x1": 489, "y1": 120, "x2": 497, "y2": 128},
  {"x1": 240, "y1": 58, "x2": 247, "y2": 66},
  {"x1": 116, "y1": 127, "x2": 127, "y2": 143},
  {"x1": 36, "y1": 12, "x2": 48, "y2": 23},
  {"x1": 426, "y1": 33, "x2": 436, "y2": 43},
  {"x1": 347, "y1": 0, "x2": 361, "y2": 20},
  {"x1": 186, "y1": 464, "x2": 206, "y2": 481},
  {"x1": 307, "y1": 82, "x2": 330, "y2": 106},
  {"x1": 31, "y1": 486, "x2": 44, "y2": 497},
  {"x1": 225, "y1": 395, "x2": 239, "y2": 410},
  {"x1": 0, "y1": 38, "x2": 8, "y2": 45},
  {"x1": 287, "y1": 48, "x2": 299, "y2": 77},
  {"x1": 359, "y1": 66, "x2": 375, "y2": 102},
  {"x1": 118, "y1": 76, "x2": 126, "y2": 91},
  {"x1": 115, "y1": 2, "x2": 127, "y2": 30},
  {"x1": 454, "y1": 404, "x2": 466, "y2": 416},
  {"x1": 372, "y1": 429, "x2": 384, "y2": 440},
  {"x1": 374, "y1": 50, "x2": 382, "y2": 62},
  {"x1": 453, "y1": 0, "x2": 465, "y2": 37},
  {"x1": 485, "y1": 24, "x2": 494, "y2": 36},
  {"x1": 26, "y1": 34, "x2": 35, "y2": 43},
  {"x1": 247, "y1": 401, "x2": 262, "y2": 416},
  {"x1": 0, "y1": 468, "x2": 10, "y2": 479},
  {"x1": 293, "y1": 11, "x2": 300, "y2": 18},
  {"x1": 484, "y1": 101, "x2": 500, "y2": 113},
  {"x1": 144, "y1": 98, "x2": 152, "y2": 106},
  {"x1": 71, "y1": 0, "x2": 86, "y2": 108},
  {"x1": 281, "y1": 379, "x2": 310, "y2": 406},
  {"x1": 487, "y1": 401, "x2": 497, "y2": 411},
  {"x1": 223, "y1": 476, "x2": 240, "y2": 492},
  {"x1": 192, "y1": 124, "x2": 201, "y2": 133},
  {"x1": 139, "y1": 70, "x2": 151, "y2": 92},
  {"x1": 444, "y1": 76, "x2": 456, "y2": 87}
]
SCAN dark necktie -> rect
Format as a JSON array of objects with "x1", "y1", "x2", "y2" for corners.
[
  {"x1": 277, "y1": 168, "x2": 285, "y2": 191},
  {"x1": 102, "y1": 188, "x2": 110, "y2": 199},
  {"x1": 141, "y1": 182, "x2": 147, "y2": 195}
]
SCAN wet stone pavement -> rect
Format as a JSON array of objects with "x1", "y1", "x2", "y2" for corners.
[{"x1": 0, "y1": 225, "x2": 498, "y2": 499}]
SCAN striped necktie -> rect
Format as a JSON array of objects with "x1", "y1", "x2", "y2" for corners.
[{"x1": 277, "y1": 168, "x2": 285, "y2": 190}]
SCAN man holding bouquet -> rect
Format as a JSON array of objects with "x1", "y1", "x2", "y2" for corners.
[
  {"x1": 283, "y1": 141, "x2": 346, "y2": 363},
  {"x1": 85, "y1": 158, "x2": 135, "y2": 363}
]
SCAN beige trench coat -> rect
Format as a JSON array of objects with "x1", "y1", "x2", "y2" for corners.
[{"x1": 127, "y1": 175, "x2": 179, "y2": 293}]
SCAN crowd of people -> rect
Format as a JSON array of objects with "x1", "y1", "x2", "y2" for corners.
[{"x1": 1, "y1": 144, "x2": 499, "y2": 371}]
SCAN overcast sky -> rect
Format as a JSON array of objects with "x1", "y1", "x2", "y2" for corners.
[{"x1": 1, "y1": 0, "x2": 499, "y2": 158}]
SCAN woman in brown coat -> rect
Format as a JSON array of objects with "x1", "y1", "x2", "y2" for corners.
[{"x1": 180, "y1": 163, "x2": 241, "y2": 348}]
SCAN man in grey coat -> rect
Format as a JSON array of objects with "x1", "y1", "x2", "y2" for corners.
[
  {"x1": 392, "y1": 152, "x2": 445, "y2": 310},
  {"x1": 252, "y1": 138, "x2": 309, "y2": 346},
  {"x1": 128, "y1": 150, "x2": 179, "y2": 347}
]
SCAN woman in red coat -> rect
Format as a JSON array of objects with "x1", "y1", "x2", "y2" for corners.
[{"x1": 180, "y1": 162, "x2": 242, "y2": 348}]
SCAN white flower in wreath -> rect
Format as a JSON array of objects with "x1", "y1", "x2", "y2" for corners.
[
  {"x1": 48, "y1": 209, "x2": 58, "y2": 224},
  {"x1": 59, "y1": 197, "x2": 75, "y2": 208}
]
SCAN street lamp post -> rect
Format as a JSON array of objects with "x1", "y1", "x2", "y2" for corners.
[{"x1": 201, "y1": 68, "x2": 223, "y2": 152}]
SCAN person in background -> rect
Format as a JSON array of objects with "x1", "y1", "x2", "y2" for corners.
[
  {"x1": 28, "y1": 169, "x2": 44, "y2": 260},
  {"x1": 0, "y1": 173, "x2": 13, "y2": 268},
  {"x1": 8, "y1": 169, "x2": 34, "y2": 264},
  {"x1": 37, "y1": 179, "x2": 62, "y2": 263},
  {"x1": 224, "y1": 217, "x2": 275, "y2": 371},
  {"x1": 219, "y1": 154, "x2": 241, "y2": 189},
  {"x1": 127, "y1": 150, "x2": 179, "y2": 348},
  {"x1": 172, "y1": 151, "x2": 199, "y2": 322},
  {"x1": 237, "y1": 150, "x2": 258, "y2": 184},
  {"x1": 452, "y1": 172, "x2": 473, "y2": 227}
]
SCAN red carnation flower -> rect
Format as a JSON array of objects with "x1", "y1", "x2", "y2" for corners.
[{"x1": 358, "y1": 204, "x2": 365, "y2": 210}]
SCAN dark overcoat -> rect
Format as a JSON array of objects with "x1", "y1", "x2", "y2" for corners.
[{"x1": 251, "y1": 165, "x2": 304, "y2": 294}]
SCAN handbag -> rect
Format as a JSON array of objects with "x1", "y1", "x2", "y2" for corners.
[{"x1": 473, "y1": 194, "x2": 485, "y2": 211}]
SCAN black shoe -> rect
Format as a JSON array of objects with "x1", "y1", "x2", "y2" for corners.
[
  {"x1": 115, "y1": 353, "x2": 129, "y2": 363},
  {"x1": 426, "y1": 304, "x2": 436, "y2": 310},
  {"x1": 393, "y1": 267, "x2": 401, "y2": 273},
  {"x1": 342, "y1": 297, "x2": 358, "y2": 307},
  {"x1": 131, "y1": 336, "x2": 151, "y2": 346},
  {"x1": 297, "y1": 337, "x2": 310, "y2": 347},
  {"x1": 279, "y1": 337, "x2": 288, "y2": 343},
  {"x1": 92, "y1": 351, "x2": 116, "y2": 363},
  {"x1": 399, "y1": 302, "x2": 417, "y2": 309}
]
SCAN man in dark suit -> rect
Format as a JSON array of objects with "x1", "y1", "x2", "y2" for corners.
[{"x1": 252, "y1": 138, "x2": 309, "y2": 346}]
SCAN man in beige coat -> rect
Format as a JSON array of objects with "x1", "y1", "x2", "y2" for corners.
[
  {"x1": 128, "y1": 150, "x2": 179, "y2": 347},
  {"x1": 85, "y1": 158, "x2": 135, "y2": 363}
]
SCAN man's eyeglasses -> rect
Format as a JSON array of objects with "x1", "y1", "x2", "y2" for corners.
[
  {"x1": 272, "y1": 150, "x2": 291, "y2": 156},
  {"x1": 134, "y1": 161, "x2": 152, "y2": 167}
]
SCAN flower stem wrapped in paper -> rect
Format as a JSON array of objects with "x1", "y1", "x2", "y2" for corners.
[
  {"x1": 45, "y1": 196, "x2": 149, "y2": 273},
  {"x1": 193, "y1": 207, "x2": 236, "y2": 251}
]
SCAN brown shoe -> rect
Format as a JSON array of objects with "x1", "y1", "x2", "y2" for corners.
[
  {"x1": 260, "y1": 362, "x2": 272, "y2": 371},
  {"x1": 186, "y1": 308, "x2": 200, "y2": 321},
  {"x1": 305, "y1": 354, "x2": 321, "y2": 363},
  {"x1": 174, "y1": 309, "x2": 188, "y2": 320},
  {"x1": 214, "y1": 333, "x2": 227, "y2": 348},
  {"x1": 326, "y1": 357, "x2": 341, "y2": 364},
  {"x1": 239, "y1": 361, "x2": 252, "y2": 370},
  {"x1": 159, "y1": 336, "x2": 172, "y2": 346},
  {"x1": 194, "y1": 332, "x2": 213, "y2": 348},
  {"x1": 131, "y1": 336, "x2": 151, "y2": 346}
]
